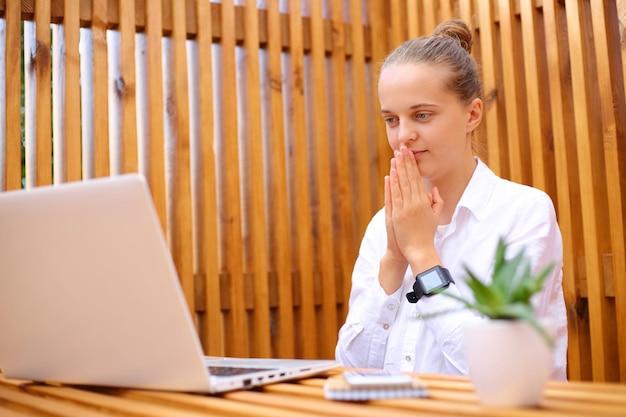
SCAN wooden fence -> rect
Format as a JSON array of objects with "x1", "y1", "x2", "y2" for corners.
[{"x1": 1, "y1": 0, "x2": 625, "y2": 383}]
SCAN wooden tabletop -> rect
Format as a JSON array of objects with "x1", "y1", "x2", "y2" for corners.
[{"x1": 1, "y1": 369, "x2": 625, "y2": 416}]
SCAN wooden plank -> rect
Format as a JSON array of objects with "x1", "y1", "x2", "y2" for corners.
[
  {"x1": 35, "y1": 0, "x2": 52, "y2": 186},
  {"x1": 119, "y1": 0, "x2": 138, "y2": 174},
  {"x1": 498, "y1": 0, "x2": 530, "y2": 185},
  {"x1": 3, "y1": 0, "x2": 21, "y2": 190},
  {"x1": 223, "y1": 390, "x2": 427, "y2": 417},
  {"x1": 440, "y1": 0, "x2": 454, "y2": 21},
  {"x1": 564, "y1": 0, "x2": 612, "y2": 382},
  {"x1": 144, "y1": 0, "x2": 167, "y2": 234},
  {"x1": 349, "y1": 0, "x2": 374, "y2": 237},
  {"x1": 220, "y1": 0, "x2": 248, "y2": 357},
  {"x1": 169, "y1": 0, "x2": 195, "y2": 322},
  {"x1": 287, "y1": 0, "x2": 317, "y2": 358},
  {"x1": 369, "y1": 0, "x2": 393, "y2": 211},
  {"x1": 265, "y1": 0, "x2": 295, "y2": 358},
  {"x1": 63, "y1": 0, "x2": 82, "y2": 182},
  {"x1": 476, "y1": 0, "x2": 503, "y2": 175},
  {"x1": 389, "y1": 0, "x2": 404, "y2": 48},
  {"x1": 406, "y1": 0, "x2": 419, "y2": 39},
  {"x1": 309, "y1": 0, "x2": 338, "y2": 359},
  {"x1": 0, "y1": 385, "x2": 108, "y2": 417},
  {"x1": 589, "y1": 0, "x2": 626, "y2": 383},
  {"x1": 457, "y1": 0, "x2": 474, "y2": 24},
  {"x1": 195, "y1": 0, "x2": 223, "y2": 357},
  {"x1": 122, "y1": 389, "x2": 319, "y2": 417},
  {"x1": 242, "y1": 0, "x2": 271, "y2": 358},
  {"x1": 542, "y1": 0, "x2": 583, "y2": 382},
  {"x1": 423, "y1": 0, "x2": 438, "y2": 34},
  {"x1": 520, "y1": 0, "x2": 549, "y2": 192},
  {"x1": 92, "y1": 0, "x2": 110, "y2": 177},
  {"x1": 329, "y1": 0, "x2": 355, "y2": 325},
  {"x1": 1, "y1": 383, "x2": 215, "y2": 417}
]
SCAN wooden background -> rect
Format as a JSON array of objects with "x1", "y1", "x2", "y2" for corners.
[{"x1": 1, "y1": 0, "x2": 625, "y2": 383}]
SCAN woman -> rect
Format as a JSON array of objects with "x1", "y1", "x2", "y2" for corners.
[{"x1": 335, "y1": 19, "x2": 567, "y2": 380}]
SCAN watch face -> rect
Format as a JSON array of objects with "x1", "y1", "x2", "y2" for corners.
[{"x1": 420, "y1": 269, "x2": 447, "y2": 293}]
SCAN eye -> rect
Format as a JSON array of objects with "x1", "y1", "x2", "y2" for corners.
[
  {"x1": 383, "y1": 116, "x2": 399, "y2": 126},
  {"x1": 414, "y1": 112, "x2": 430, "y2": 121}
]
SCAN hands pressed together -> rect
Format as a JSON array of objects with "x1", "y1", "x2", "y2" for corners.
[{"x1": 379, "y1": 146, "x2": 444, "y2": 295}]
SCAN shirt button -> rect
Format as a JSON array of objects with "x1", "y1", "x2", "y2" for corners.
[
  {"x1": 387, "y1": 304, "x2": 396, "y2": 311},
  {"x1": 405, "y1": 355, "x2": 412, "y2": 362},
  {"x1": 383, "y1": 324, "x2": 389, "y2": 330}
]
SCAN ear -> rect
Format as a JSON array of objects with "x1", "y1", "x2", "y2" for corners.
[{"x1": 466, "y1": 98, "x2": 483, "y2": 133}]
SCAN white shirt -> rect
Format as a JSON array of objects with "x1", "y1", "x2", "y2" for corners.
[{"x1": 335, "y1": 158, "x2": 568, "y2": 380}]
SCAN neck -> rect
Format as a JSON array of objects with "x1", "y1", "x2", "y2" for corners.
[{"x1": 424, "y1": 156, "x2": 477, "y2": 225}]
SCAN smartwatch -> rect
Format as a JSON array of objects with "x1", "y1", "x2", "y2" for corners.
[{"x1": 406, "y1": 265, "x2": 454, "y2": 303}]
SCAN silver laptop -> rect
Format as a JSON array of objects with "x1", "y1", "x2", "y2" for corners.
[{"x1": 0, "y1": 174, "x2": 338, "y2": 393}]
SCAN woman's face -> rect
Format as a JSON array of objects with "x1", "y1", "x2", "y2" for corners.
[{"x1": 378, "y1": 63, "x2": 481, "y2": 183}]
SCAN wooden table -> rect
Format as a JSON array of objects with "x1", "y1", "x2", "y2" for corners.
[{"x1": 1, "y1": 369, "x2": 625, "y2": 416}]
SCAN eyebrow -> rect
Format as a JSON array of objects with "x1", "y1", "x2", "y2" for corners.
[{"x1": 380, "y1": 103, "x2": 439, "y2": 114}]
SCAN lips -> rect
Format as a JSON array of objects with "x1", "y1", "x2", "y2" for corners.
[{"x1": 412, "y1": 150, "x2": 427, "y2": 158}]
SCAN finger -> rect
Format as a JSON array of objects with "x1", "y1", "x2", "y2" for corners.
[
  {"x1": 393, "y1": 150, "x2": 413, "y2": 201},
  {"x1": 431, "y1": 186, "x2": 445, "y2": 217},
  {"x1": 400, "y1": 146, "x2": 426, "y2": 197},
  {"x1": 384, "y1": 175, "x2": 392, "y2": 214},
  {"x1": 389, "y1": 167, "x2": 404, "y2": 210}
]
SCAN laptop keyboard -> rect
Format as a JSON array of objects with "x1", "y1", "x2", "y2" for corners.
[{"x1": 208, "y1": 366, "x2": 276, "y2": 376}]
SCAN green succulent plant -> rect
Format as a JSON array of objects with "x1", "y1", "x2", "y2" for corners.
[{"x1": 442, "y1": 237, "x2": 555, "y2": 347}]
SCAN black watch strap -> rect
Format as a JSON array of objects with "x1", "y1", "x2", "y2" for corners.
[
  {"x1": 406, "y1": 265, "x2": 454, "y2": 304},
  {"x1": 406, "y1": 284, "x2": 424, "y2": 303}
]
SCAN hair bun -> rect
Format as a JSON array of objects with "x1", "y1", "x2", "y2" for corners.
[{"x1": 432, "y1": 19, "x2": 473, "y2": 54}]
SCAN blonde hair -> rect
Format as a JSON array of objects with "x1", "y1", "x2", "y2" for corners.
[{"x1": 381, "y1": 19, "x2": 482, "y2": 104}]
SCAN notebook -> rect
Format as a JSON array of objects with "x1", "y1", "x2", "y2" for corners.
[{"x1": 0, "y1": 174, "x2": 339, "y2": 393}]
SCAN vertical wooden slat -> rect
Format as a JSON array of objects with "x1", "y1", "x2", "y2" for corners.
[
  {"x1": 24, "y1": 23, "x2": 36, "y2": 189},
  {"x1": 92, "y1": 0, "x2": 110, "y2": 177},
  {"x1": 476, "y1": 0, "x2": 503, "y2": 175},
  {"x1": 565, "y1": 0, "x2": 612, "y2": 382},
  {"x1": 119, "y1": 0, "x2": 137, "y2": 173},
  {"x1": 457, "y1": 0, "x2": 473, "y2": 24},
  {"x1": 498, "y1": 0, "x2": 528, "y2": 185},
  {"x1": 309, "y1": 0, "x2": 338, "y2": 359},
  {"x1": 266, "y1": 0, "x2": 295, "y2": 359},
  {"x1": 369, "y1": 0, "x2": 393, "y2": 213},
  {"x1": 52, "y1": 26, "x2": 64, "y2": 184},
  {"x1": 439, "y1": 0, "x2": 454, "y2": 21},
  {"x1": 168, "y1": 0, "x2": 195, "y2": 319},
  {"x1": 406, "y1": 1, "x2": 420, "y2": 39},
  {"x1": 287, "y1": 0, "x2": 317, "y2": 358},
  {"x1": 144, "y1": 0, "x2": 166, "y2": 233},
  {"x1": 63, "y1": 0, "x2": 81, "y2": 182},
  {"x1": 389, "y1": 0, "x2": 404, "y2": 48},
  {"x1": 35, "y1": 0, "x2": 52, "y2": 186},
  {"x1": 423, "y1": 0, "x2": 438, "y2": 34},
  {"x1": 242, "y1": 0, "x2": 271, "y2": 358},
  {"x1": 520, "y1": 0, "x2": 549, "y2": 192},
  {"x1": 196, "y1": 0, "x2": 223, "y2": 358},
  {"x1": 4, "y1": 0, "x2": 21, "y2": 190},
  {"x1": 589, "y1": 0, "x2": 626, "y2": 383},
  {"x1": 349, "y1": 0, "x2": 375, "y2": 233},
  {"x1": 329, "y1": 0, "x2": 356, "y2": 327},
  {"x1": 220, "y1": 0, "x2": 248, "y2": 357},
  {"x1": 542, "y1": 0, "x2": 583, "y2": 382}
]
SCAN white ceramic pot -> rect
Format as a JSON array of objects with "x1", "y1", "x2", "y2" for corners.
[{"x1": 463, "y1": 320, "x2": 553, "y2": 407}]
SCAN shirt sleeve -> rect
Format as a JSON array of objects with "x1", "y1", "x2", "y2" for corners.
[{"x1": 335, "y1": 210, "x2": 405, "y2": 368}]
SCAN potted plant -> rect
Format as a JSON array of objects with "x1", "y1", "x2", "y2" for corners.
[{"x1": 442, "y1": 237, "x2": 556, "y2": 407}]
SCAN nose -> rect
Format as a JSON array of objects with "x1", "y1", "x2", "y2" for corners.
[{"x1": 397, "y1": 120, "x2": 417, "y2": 145}]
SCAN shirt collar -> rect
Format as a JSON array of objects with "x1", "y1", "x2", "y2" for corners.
[{"x1": 454, "y1": 157, "x2": 497, "y2": 222}]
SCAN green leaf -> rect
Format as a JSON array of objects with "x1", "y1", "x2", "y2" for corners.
[{"x1": 429, "y1": 236, "x2": 556, "y2": 348}]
